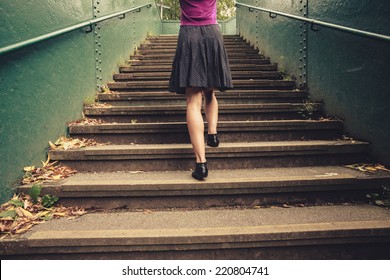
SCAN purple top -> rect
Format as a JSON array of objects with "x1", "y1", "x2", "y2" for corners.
[{"x1": 180, "y1": 0, "x2": 218, "y2": 26}]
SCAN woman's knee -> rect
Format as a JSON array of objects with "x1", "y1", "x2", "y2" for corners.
[{"x1": 186, "y1": 87, "x2": 203, "y2": 107}]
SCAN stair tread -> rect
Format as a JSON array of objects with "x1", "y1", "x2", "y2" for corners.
[
  {"x1": 51, "y1": 140, "x2": 367, "y2": 152},
  {"x1": 84, "y1": 103, "x2": 320, "y2": 111},
  {"x1": 48, "y1": 141, "x2": 369, "y2": 162},
  {"x1": 99, "y1": 89, "x2": 306, "y2": 96},
  {"x1": 69, "y1": 119, "x2": 343, "y2": 132},
  {"x1": 20, "y1": 165, "x2": 390, "y2": 192},
  {"x1": 4, "y1": 205, "x2": 390, "y2": 248}
]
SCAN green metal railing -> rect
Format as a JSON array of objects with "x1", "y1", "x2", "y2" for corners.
[
  {"x1": 235, "y1": 1, "x2": 390, "y2": 42},
  {"x1": 0, "y1": 3, "x2": 152, "y2": 56}
]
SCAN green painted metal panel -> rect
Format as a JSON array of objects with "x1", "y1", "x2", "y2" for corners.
[
  {"x1": 162, "y1": 20, "x2": 180, "y2": 34},
  {"x1": 237, "y1": 0, "x2": 306, "y2": 87},
  {"x1": 222, "y1": 17, "x2": 237, "y2": 35},
  {"x1": 0, "y1": 0, "x2": 161, "y2": 203},
  {"x1": 161, "y1": 18, "x2": 237, "y2": 35},
  {"x1": 237, "y1": 0, "x2": 390, "y2": 165},
  {"x1": 91, "y1": 0, "x2": 160, "y2": 90},
  {"x1": 307, "y1": 0, "x2": 390, "y2": 165}
]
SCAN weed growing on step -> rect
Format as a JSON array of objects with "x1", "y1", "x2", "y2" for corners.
[
  {"x1": 83, "y1": 95, "x2": 97, "y2": 107},
  {"x1": 298, "y1": 99, "x2": 317, "y2": 120}
]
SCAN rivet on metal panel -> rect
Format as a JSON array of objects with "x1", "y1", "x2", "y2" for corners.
[
  {"x1": 298, "y1": 0, "x2": 309, "y2": 89},
  {"x1": 94, "y1": 0, "x2": 102, "y2": 91}
]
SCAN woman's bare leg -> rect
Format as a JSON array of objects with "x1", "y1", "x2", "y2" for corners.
[
  {"x1": 186, "y1": 87, "x2": 206, "y2": 163},
  {"x1": 203, "y1": 88, "x2": 218, "y2": 134}
]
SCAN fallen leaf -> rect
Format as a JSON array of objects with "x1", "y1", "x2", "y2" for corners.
[
  {"x1": 0, "y1": 210, "x2": 17, "y2": 219},
  {"x1": 15, "y1": 207, "x2": 33, "y2": 218},
  {"x1": 282, "y1": 204, "x2": 292, "y2": 208},
  {"x1": 23, "y1": 166, "x2": 35, "y2": 172}
]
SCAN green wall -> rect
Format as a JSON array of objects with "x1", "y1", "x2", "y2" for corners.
[
  {"x1": 161, "y1": 18, "x2": 237, "y2": 35},
  {"x1": 0, "y1": 0, "x2": 161, "y2": 203},
  {"x1": 237, "y1": 0, "x2": 390, "y2": 165}
]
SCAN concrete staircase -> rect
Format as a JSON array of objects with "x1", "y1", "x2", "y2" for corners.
[{"x1": 2, "y1": 35, "x2": 390, "y2": 259}]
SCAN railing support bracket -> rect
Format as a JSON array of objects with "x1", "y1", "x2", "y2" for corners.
[
  {"x1": 269, "y1": 12, "x2": 277, "y2": 19},
  {"x1": 311, "y1": 23, "x2": 319, "y2": 32},
  {"x1": 84, "y1": 25, "x2": 93, "y2": 34}
]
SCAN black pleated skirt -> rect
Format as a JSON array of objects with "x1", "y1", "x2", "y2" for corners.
[{"x1": 168, "y1": 24, "x2": 233, "y2": 94}]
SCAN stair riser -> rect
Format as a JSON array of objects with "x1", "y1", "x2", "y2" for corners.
[
  {"x1": 113, "y1": 73, "x2": 283, "y2": 81},
  {"x1": 127, "y1": 59, "x2": 270, "y2": 65},
  {"x1": 53, "y1": 153, "x2": 368, "y2": 172},
  {"x1": 107, "y1": 84, "x2": 296, "y2": 91},
  {"x1": 4, "y1": 237, "x2": 389, "y2": 260},
  {"x1": 98, "y1": 97, "x2": 305, "y2": 106},
  {"x1": 82, "y1": 112, "x2": 317, "y2": 123},
  {"x1": 39, "y1": 189, "x2": 377, "y2": 211},
  {"x1": 120, "y1": 65, "x2": 278, "y2": 72},
  {"x1": 130, "y1": 54, "x2": 262, "y2": 60},
  {"x1": 69, "y1": 130, "x2": 343, "y2": 145},
  {"x1": 137, "y1": 48, "x2": 259, "y2": 54}
]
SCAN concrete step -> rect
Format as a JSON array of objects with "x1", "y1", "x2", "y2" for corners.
[
  {"x1": 2, "y1": 205, "x2": 390, "y2": 259},
  {"x1": 120, "y1": 63, "x2": 278, "y2": 73},
  {"x1": 126, "y1": 58, "x2": 271, "y2": 65},
  {"x1": 48, "y1": 140, "x2": 369, "y2": 172},
  {"x1": 17, "y1": 166, "x2": 390, "y2": 209},
  {"x1": 97, "y1": 90, "x2": 307, "y2": 105},
  {"x1": 107, "y1": 80, "x2": 296, "y2": 92},
  {"x1": 138, "y1": 46, "x2": 259, "y2": 54},
  {"x1": 83, "y1": 103, "x2": 322, "y2": 122},
  {"x1": 113, "y1": 71, "x2": 283, "y2": 81},
  {"x1": 130, "y1": 53, "x2": 263, "y2": 60},
  {"x1": 68, "y1": 120, "x2": 344, "y2": 144},
  {"x1": 144, "y1": 40, "x2": 251, "y2": 46}
]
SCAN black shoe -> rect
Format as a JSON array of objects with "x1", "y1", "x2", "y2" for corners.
[
  {"x1": 207, "y1": 134, "x2": 219, "y2": 147},
  {"x1": 192, "y1": 162, "x2": 208, "y2": 180}
]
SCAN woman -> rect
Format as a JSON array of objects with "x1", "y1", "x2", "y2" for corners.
[{"x1": 169, "y1": 0, "x2": 233, "y2": 180}]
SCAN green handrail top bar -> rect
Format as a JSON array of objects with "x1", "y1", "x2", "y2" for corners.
[
  {"x1": 235, "y1": 1, "x2": 390, "y2": 42},
  {"x1": 0, "y1": 3, "x2": 152, "y2": 56}
]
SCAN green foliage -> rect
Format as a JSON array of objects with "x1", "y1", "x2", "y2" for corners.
[
  {"x1": 0, "y1": 210, "x2": 17, "y2": 219},
  {"x1": 29, "y1": 184, "x2": 42, "y2": 204},
  {"x1": 28, "y1": 184, "x2": 59, "y2": 207},
  {"x1": 158, "y1": 0, "x2": 236, "y2": 21},
  {"x1": 42, "y1": 195, "x2": 59, "y2": 208},
  {"x1": 9, "y1": 199, "x2": 24, "y2": 207}
]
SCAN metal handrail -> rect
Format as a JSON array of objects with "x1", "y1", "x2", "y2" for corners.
[
  {"x1": 0, "y1": 3, "x2": 152, "y2": 56},
  {"x1": 235, "y1": 1, "x2": 390, "y2": 42}
]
